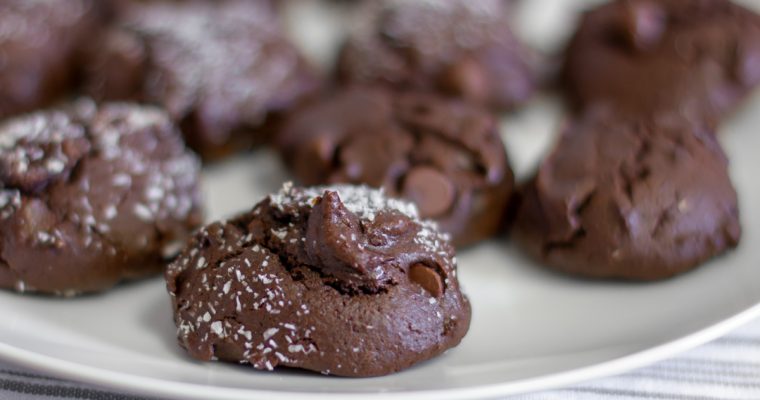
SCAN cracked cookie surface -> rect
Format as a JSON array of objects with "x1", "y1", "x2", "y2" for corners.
[
  {"x1": 513, "y1": 109, "x2": 741, "y2": 280},
  {"x1": 165, "y1": 183, "x2": 471, "y2": 377},
  {"x1": 276, "y1": 86, "x2": 514, "y2": 247},
  {"x1": 0, "y1": 99, "x2": 204, "y2": 295}
]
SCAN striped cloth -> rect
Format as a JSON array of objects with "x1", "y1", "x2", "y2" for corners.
[{"x1": 3, "y1": 318, "x2": 760, "y2": 400}]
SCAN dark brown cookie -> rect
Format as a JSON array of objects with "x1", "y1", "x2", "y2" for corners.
[
  {"x1": 562, "y1": 0, "x2": 760, "y2": 122},
  {"x1": 276, "y1": 86, "x2": 515, "y2": 247},
  {"x1": 0, "y1": 0, "x2": 102, "y2": 119},
  {"x1": 83, "y1": 0, "x2": 318, "y2": 161},
  {"x1": 337, "y1": 0, "x2": 536, "y2": 111},
  {"x1": 166, "y1": 184, "x2": 471, "y2": 377},
  {"x1": 0, "y1": 99, "x2": 204, "y2": 295},
  {"x1": 513, "y1": 109, "x2": 741, "y2": 280}
]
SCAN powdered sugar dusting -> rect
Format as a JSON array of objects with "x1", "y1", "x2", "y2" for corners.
[
  {"x1": 344, "y1": 0, "x2": 510, "y2": 79},
  {"x1": 382, "y1": 0, "x2": 506, "y2": 51},
  {"x1": 0, "y1": 189, "x2": 21, "y2": 220},
  {"x1": 116, "y1": 0, "x2": 304, "y2": 127},
  {"x1": 0, "y1": 99, "x2": 202, "y2": 285},
  {"x1": 0, "y1": 0, "x2": 90, "y2": 43},
  {"x1": 268, "y1": 182, "x2": 450, "y2": 252},
  {"x1": 0, "y1": 110, "x2": 87, "y2": 184},
  {"x1": 269, "y1": 182, "x2": 421, "y2": 222}
]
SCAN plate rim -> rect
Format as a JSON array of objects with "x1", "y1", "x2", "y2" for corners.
[{"x1": 1, "y1": 300, "x2": 759, "y2": 400}]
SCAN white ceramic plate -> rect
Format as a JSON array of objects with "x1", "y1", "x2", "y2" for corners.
[{"x1": 2, "y1": 1, "x2": 760, "y2": 399}]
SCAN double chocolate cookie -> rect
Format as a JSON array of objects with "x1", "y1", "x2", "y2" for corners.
[
  {"x1": 276, "y1": 86, "x2": 515, "y2": 247},
  {"x1": 83, "y1": 0, "x2": 318, "y2": 160},
  {"x1": 166, "y1": 184, "x2": 471, "y2": 377},
  {"x1": 562, "y1": 0, "x2": 760, "y2": 122},
  {"x1": 513, "y1": 109, "x2": 741, "y2": 280},
  {"x1": 0, "y1": 0, "x2": 102, "y2": 119},
  {"x1": 0, "y1": 100, "x2": 204, "y2": 295},
  {"x1": 337, "y1": 0, "x2": 535, "y2": 111}
]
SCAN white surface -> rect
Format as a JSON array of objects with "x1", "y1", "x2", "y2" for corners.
[{"x1": 1, "y1": 1, "x2": 760, "y2": 399}]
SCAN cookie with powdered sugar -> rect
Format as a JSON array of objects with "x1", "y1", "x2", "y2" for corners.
[
  {"x1": 166, "y1": 183, "x2": 470, "y2": 377},
  {"x1": 0, "y1": 99, "x2": 204, "y2": 295},
  {"x1": 83, "y1": 0, "x2": 318, "y2": 160},
  {"x1": 337, "y1": 0, "x2": 536, "y2": 111}
]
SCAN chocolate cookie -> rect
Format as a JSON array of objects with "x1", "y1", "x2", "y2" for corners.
[
  {"x1": 0, "y1": 0, "x2": 102, "y2": 119},
  {"x1": 513, "y1": 109, "x2": 741, "y2": 280},
  {"x1": 166, "y1": 184, "x2": 471, "y2": 377},
  {"x1": 276, "y1": 86, "x2": 515, "y2": 247},
  {"x1": 83, "y1": 0, "x2": 318, "y2": 160},
  {"x1": 337, "y1": 0, "x2": 536, "y2": 111},
  {"x1": 562, "y1": 0, "x2": 760, "y2": 122},
  {"x1": 0, "y1": 99, "x2": 204, "y2": 295}
]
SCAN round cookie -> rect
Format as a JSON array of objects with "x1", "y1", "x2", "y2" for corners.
[
  {"x1": 0, "y1": 99, "x2": 204, "y2": 295},
  {"x1": 166, "y1": 184, "x2": 471, "y2": 377},
  {"x1": 513, "y1": 109, "x2": 741, "y2": 280},
  {"x1": 83, "y1": 0, "x2": 318, "y2": 161},
  {"x1": 276, "y1": 86, "x2": 515, "y2": 247},
  {"x1": 0, "y1": 0, "x2": 102, "y2": 119},
  {"x1": 561, "y1": 0, "x2": 760, "y2": 122},
  {"x1": 337, "y1": 0, "x2": 536, "y2": 111}
]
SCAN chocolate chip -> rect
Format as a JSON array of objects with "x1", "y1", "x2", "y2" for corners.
[
  {"x1": 438, "y1": 57, "x2": 489, "y2": 104},
  {"x1": 409, "y1": 263, "x2": 443, "y2": 297},
  {"x1": 732, "y1": 40, "x2": 760, "y2": 86},
  {"x1": 18, "y1": 199, "x2": 56, "y2": 238},
  {"x1": 621, "y1": 0, "x2": 666, "y2": 51},
  {"x1": 292, "y1": 134, "x2": 337, "y2": 186},
  {"x1": 339, "y1": 136, "x2": 374, "y2": 182},
  {"x1": 338, "y1": 130, "x2": 412, "y2": 186},
  {"x1": 402, "y1": 167, "x2": 455, "y2": 218},
  {"x1": 308, "y1": 135, "x2": 336, "y2": 168},
  {"x1": 308, "y1": 134, "x2": 335, "y2": 162}
]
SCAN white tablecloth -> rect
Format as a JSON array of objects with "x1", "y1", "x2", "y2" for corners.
[{"x1": 3, "y1": 317, "x2": 760, "y2": 400}]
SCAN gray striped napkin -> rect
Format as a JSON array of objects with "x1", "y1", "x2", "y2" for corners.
[{"x1": 2, "y1": 317, "x2": 760, "y2": 400}]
